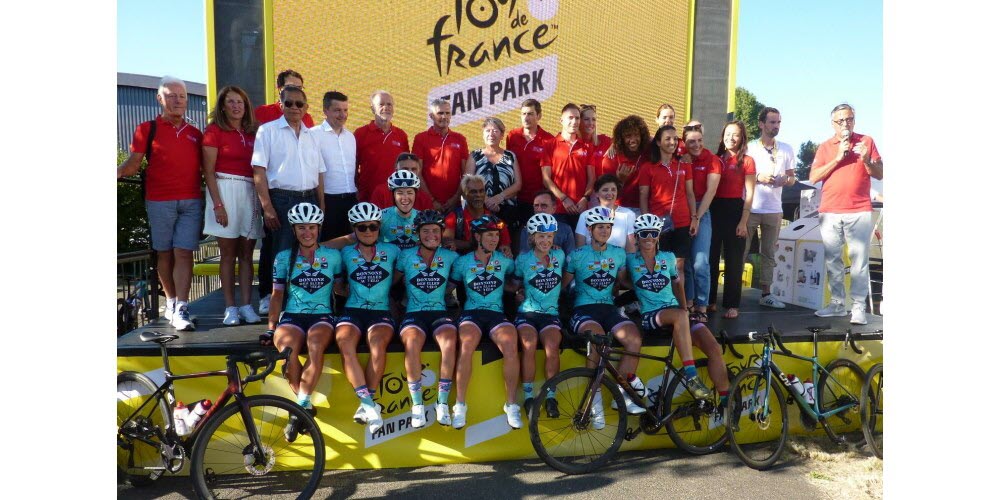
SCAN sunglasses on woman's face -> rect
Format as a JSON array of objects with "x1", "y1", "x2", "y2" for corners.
[
  {"x1": 354, "y1": 223, "x2": 379, "y2": 233},
  {"x1": 637, "y1": 230, "x2": 660, "y2": 240}
]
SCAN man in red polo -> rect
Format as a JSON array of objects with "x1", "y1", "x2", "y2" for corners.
[
  {"x1": 354, "y1": 90, "x2": 410, "y2": 202},
  {"x1": 505, "y1": 98, "x2": 554, "y2": 252},
  {"x1": 541, "y1": 103, "x2": 593, "y2": 229},
  {"x1": 412, "y1": 99, "x2": 469, "y2": 213},
  {"x1": 254, "y1": 69, "x2": 316, "y2": 127},
  {"x1": 118, "y1": 76, "x2": 203, "y2": 331},
  {"x1": 809, "y1": 103, "x2": 883, "y2": 325},
  {"x1": 444, "y1": 174, "x2": 512, "y2": 257}
]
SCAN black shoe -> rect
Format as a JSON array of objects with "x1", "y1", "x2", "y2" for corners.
[
  {"x1": 523, "y1": 397, "x2": 534, "y2": 415},
  {"x1": 545, "y1": 397, "x2": 560, "y2": 418},
  {"x1": 284, "y1": 414, "x2": 301, "y2": 443}
]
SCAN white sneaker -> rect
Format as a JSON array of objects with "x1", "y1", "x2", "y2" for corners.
[
  {"x1": 436, "y1": 403, "x2": 451, "y2": 426},
  {"x1": 591, "y1": 393, "x2": 605, "y2": 430},
  {"x1": 364, "y1": 403, "x2": 384, "y2": 434},
  {"x1": 452, "y1": 403, "x2": 468, "y2": 429},
  {"x1": 239, "y1": 304, "x2": 261, "y2": 324},
  {"x1": 353, "y1": 404, "x2": 367, "y2": 424},
  {"x1": 171, "y1": 303, "x2": 195, "y2": 331},
  {"x1": 411, "y1": 404, "x2": 427, "y2": 428},
  {"x1": 259, "y1": 294, "x2": 271, "y2": 315},
  {"x1": 612, "y1": 393, "x2": 647, "y2": 415},
  {"x1": 850, "y1": 303, "x2": 868, "y2": 325},
  {"x1": 163, "y1": 301, "x2": 175, "y2": 323},
  {"x1": 759, "y1": 294, "x2": 786, "y2": 309},
  {"x1": 814, "y1": 302, "x2": 848, "y2": 317},
  {"x1": 222, "y1": 306, "x2": 240, "y2": 326},
  {"x1": 503, "y1": 403, "x2": 523, "y2": 429}
]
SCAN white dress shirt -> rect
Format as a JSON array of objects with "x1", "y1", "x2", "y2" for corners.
[
  {"x1": 251, "y1": 116, "x2": 325, "y2": 190},
  {"x1": 312, "y1": 120, "x2": 357, "y2": 194},
  {"x1": 747, "y1": 139, "x2": 794, "y2": 214}
]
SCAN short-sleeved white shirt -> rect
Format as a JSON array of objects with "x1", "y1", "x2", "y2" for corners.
[
  {"x1": 746, "y1": 140, "x2": 795, "y2": 214},
  {"x1": 312, "y1": 120, "x2": 357, "y2": 195},
  {"x1": 251, "y1": 116, "x2": 326, "y2": 191},
  {"x1": 575, "y1": 206, "x2": 636, "y2": 249}
]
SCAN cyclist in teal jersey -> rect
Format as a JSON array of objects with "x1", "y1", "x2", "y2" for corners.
[
  {"x1": 622, "y1": 214, "x2": 717, "y2": 401},
  {"x1": 395, "y1": 210, "x2": 461, "y2": 427},
  {"x1": 511, "y1": 213, "x2": 564, "y2": 417},
  {"x1": 380, "y1": 170, "x2": 421, "y2": 250},
  {"x1": 264, "y1": 203, "x2": 343, "y2": 441},
  {"x1": 563, "y1": 206, "x2": 646, "y2": 418},
  {"x1": 448, "y1": 215, "x2": 521, "y2": 429},
  {"x1": 333, "y1": 202, "x2": 399, "y2": 433}
]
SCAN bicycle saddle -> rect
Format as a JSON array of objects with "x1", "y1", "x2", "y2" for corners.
[{"x1": 139, "y1": 331, "x2": 179, "y2": 344}]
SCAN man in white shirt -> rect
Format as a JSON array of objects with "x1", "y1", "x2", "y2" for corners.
[
  {"x1": 745, "y1": 107, "x2": 795, "y2": 308},
  {"x1": 314, "y1": 91, "x2": 357, "y2": 240},
  {"x1": 251, "y1": 85, "x2": 326, "y2": 314}
]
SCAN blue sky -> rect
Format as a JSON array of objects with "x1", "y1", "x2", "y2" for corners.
[{"x1": 118, "y1": 0, "x2": 883, "y2": 166}]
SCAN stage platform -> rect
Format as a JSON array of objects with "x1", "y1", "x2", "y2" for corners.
[{"x1": 117, "y1": 287, "x2": 881, "y2": 357}]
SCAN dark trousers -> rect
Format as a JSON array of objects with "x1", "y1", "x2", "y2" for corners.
[
  {"x1": 498, "y1": 203, "x2": 527, "y2": 255},
  {"x1": 709, "y1": 197, "x2": 746, "y2": 309},
  {"x1": 321, "y1": 192, "x2": 359, "y2": 241},
  {"x1": 258, "y1": 189, "x2": 318, "y2": 297}
]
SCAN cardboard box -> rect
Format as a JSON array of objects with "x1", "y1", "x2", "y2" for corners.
[
  {"x1": 800, "y1": 188, "x2": 821, "y2": 218},
  {"x1": 770, "y1": 218, "x2": 850, "y2": 310}
]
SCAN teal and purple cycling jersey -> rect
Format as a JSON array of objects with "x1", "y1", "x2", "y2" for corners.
[
  {"x1": 626, "y1": 250, "x2": 680, "y2": 314},
  {"x1": 513, "y1": 248, "x2": 565, "y2": 315},
  {"x1": 272, "y1": 247, "x2": 344, "y2": 314},
  {"x1": 396, "y1": 246, "x2": 460, "y2": 312},
  {"x1": 339, "y1": 242, "x2": 399, "y2": 310},
  {"x1": 564, "y1": 244, "x2": 627, "y2": 307},
  {"x1": 450, "y1": 251, "x2": 514, "y2": 313}
]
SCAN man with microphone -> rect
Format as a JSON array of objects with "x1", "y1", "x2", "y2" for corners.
[{"x1": 809, "y1": 103, "x2": 883, "y2": 325}]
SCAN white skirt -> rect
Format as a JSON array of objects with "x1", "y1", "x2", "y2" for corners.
[{"x1": 203, "y1": 173, "x2": 264, "y2": 239}]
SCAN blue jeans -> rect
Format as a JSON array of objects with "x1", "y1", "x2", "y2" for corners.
[{"x1": 685, "y1": 203, "x2": 712, "y2": 307}]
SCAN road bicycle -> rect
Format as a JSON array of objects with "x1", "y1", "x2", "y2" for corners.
[
  {"x1": 861, "y1": 362, "x2": 883, "y2": 459},
  {"x1": 725, "y1": 326, "x2": 880, "y2": 470},
  {"x1": 527, "y1": 329, "x2": 735, "y2": 474},
  {"x1": 117, "y1": 331, "x2": 325, "y2": 499}
]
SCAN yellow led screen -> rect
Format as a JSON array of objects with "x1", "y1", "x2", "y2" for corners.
[{"x1": 272, "y1": 0, "x2": 690, "y2": 140}]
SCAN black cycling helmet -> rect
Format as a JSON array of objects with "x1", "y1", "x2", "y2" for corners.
[
  {"x1": 414, "y1": 209, "x2": 446, "y2": 229},
  {"x1": 470, "y1": 214, "x2": 502, "y2": 234}
]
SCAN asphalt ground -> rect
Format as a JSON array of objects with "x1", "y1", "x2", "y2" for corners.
[{"x1": 118, "y1": 446, "x2": 828, "y2": 499}]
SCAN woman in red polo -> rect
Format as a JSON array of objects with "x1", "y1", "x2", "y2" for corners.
[
  {"x1": 708, "y1": 121, "x2": 756, "y2": 319},
  {"x1": 202, "y1": 85, "x2": 263, "y2": 326}
]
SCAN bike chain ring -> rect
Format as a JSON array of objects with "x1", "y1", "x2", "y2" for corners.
[{"x1": 163, "y1": 442, "x2": 185, "y2": 473}]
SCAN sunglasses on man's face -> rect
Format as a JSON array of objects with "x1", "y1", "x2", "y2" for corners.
[
  {"x1": 683, "y1": 124, "x2": 703, "y2": 132},
  {"x1": 354, "y1": 223, "x2": 379, "y2": 233},
  {"x1": 283, "y1": 100, "x2": 306, "y2": 109}
]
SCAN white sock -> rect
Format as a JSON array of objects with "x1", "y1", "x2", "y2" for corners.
[{"x1": 166, "y1": 298, "x2": 176, "y2": 311}]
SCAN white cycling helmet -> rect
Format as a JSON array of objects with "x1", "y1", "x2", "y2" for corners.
[
  {"x1": 388, "y1": 170, "x2": 420, "y2": 191},
  {"x1": 526, "y1": 213, "x2": 558, "y2": 234},
  {"x1": 583, "y1": 206, "x2": 615, "y2": 227},
  {"x1": 347, "y1": 202, "x2": 382, "y2": 224},
  {"x1": 634, "y1": 213, "x2": 664, "y2": 232},
  {"x1": 287, "y1": 202, "x2": 324, "y2": 224}
]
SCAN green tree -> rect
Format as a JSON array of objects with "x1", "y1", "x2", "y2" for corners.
[
  {"x1": 118, "y1": 149, "x2": 150, "y2": 252},
  {"x1": 796, "y1": 140, "x2": 818, "y2": 180},
  {"x1": 733, "y1": 87, "x2": 764, "y2": 141}
]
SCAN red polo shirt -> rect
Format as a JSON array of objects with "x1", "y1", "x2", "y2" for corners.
[
  {"x1": 369, "y1": 184, "x2": 434, "y2": 211},
  {"x1": 444, "y1": 207, "x2": 512, "y2": 246},
  {"x1": 253, "y1": 102, "x2": 315, "y2": 128},
  {"x1": 505, "y1": 126, "x2": 554, "y2": 203},
  {"x1": 716, "y1": 154, "x2": 756, "y2": 199},
  {"x1": 202, "y1": 123, "x2": 254, "y2": 177},
  {"x1": 689, "y1": 149, "x2": 723, "y2": 202},
  {"x1": 811, "y1": 132, "x2": 880, "y2": 213},
  {"x1": 130, "y1": 116, "x2": 203, "y2": 201},
  {"x1": 544, "y1": 134, "x2": 593, "y2": 214},
  {"x1": 588, "y1": 134, "x2": 612, "y2": 167},
  {"x1": 354, "y1": 121, "x2": 410, "y2": 202},
  {"x1": 637, "y1": 158, "x2": 693, "y2": 226},
  {"x1": 412, "y1": 127, "x2": 469, "y2": 204},
  {"x1": 598, "y1": 153, "x2": 644, "y2": 208}
]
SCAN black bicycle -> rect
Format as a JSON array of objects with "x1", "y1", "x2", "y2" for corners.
[
  {"x1": 861, "y1": 362, "x2": 883, "y2": 459},
  {"x1": 527, "y1": 330, "x2": 734, "y2": 474},
  {"x1": 117, "y1": 331, "x2": 325, "y2": 499}
]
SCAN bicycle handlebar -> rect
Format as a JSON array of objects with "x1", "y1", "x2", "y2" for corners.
[
  {"x1": 583, "y1": 330, "x2": 614, "y2": 347},
  {"x1": 718, "y1": 329, "x2": 744, "y2": 359},
  {"x1": 238, "y1": 347, "x2": 292, "y2": 384},
  {"x1": 746, "y1": 327, "x2": 793, "y2": 355}
]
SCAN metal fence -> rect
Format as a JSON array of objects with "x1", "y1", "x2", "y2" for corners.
[{"x1": 117, "y1": 238, "x2": 221, "y2": 336}]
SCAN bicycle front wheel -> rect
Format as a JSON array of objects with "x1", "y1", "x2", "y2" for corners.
[
  {"x1": 861, "y1": 363, "x2": 883, "y2": 459},
  {"x1": 817, "y1": 358, "x2": 867, "y2": 445},
  {"x1": 190, "y1": 396, "x2": 325, "y2": 499},
  {"x1": 726, "y1": 367, "x2": 788, "y2": 470},
  {"x1": 117, "y1": 371, "x2": 170, "y2": 487},
  {"x1": 528, "y1": 367, "x2": 628, "y2": 474},
  {"x1": 664, "y1": 359, "x2": 733, "y2": 454}
]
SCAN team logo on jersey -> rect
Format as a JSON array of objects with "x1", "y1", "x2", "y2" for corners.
[
  {"x1": 583, "y1": 270, "x2": 614, "y2": 291},
  {"x1": 411, "y1": 269, "x2": 445, "y2": 294},
  {"x1": 351, "y1": 261, "x2": 390, "y2": 288},
  {"x1": 528, "y1": 269, "x2": 560, "y2": 294},
  {"x1": 636, "y1": 272, "x2": 668, "y2": 293},
  {"x1": 586, "y1": 258, "x2": 615, "y2": 272},
  {"x1": 292, "y1": 266, "x2": 332, "y2": 294},
  {"x1": 469, "y1": 272, "x2": 502, "y2": 297},
  {"x1": 529, "y1": 258, "x2": 559, "y2": 273}
]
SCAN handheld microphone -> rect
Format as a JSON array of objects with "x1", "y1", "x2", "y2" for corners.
[{"x1": 841, "y1": 129, "x2": 851, "y2": 158}]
